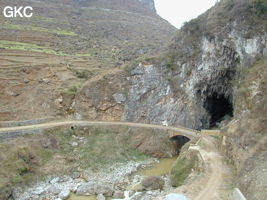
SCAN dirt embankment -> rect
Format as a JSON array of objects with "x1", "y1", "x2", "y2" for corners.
[{"x1": 223, "y1": 60, "x2": 267, "y2": 200}]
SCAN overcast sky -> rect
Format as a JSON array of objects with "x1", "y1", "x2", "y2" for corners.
[{"x1": 154, "y1": 0, "x2": 218, "y2": 28}]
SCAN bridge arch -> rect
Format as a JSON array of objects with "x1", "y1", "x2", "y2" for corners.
[{"x1": 170, "y1": 135, "x2": 190, "y2": 154}]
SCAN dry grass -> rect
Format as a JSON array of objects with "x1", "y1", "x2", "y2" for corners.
[
  {"x1": 224, "y1": 58, "x2": 267, "y2": 200},
  {"x1": 0, "y1": 126, "x2": 148, "y2": 190}
]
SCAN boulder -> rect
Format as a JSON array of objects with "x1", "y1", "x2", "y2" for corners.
[
  {"x1": 50, "y1": 177, "x2": 60, "y2": 184},
  {"x1": 83, "y1": 169, "x2": 94, "y2": 181},
  {"x1": 71, "y1": 172, "x2": 80, "y2": 179},
  {"x1": 39, "y1": 78, "x2": 50, "y2": 84},
  {"x1": 8, "y1": 91, "x2": 20, "y2": 97},
  {"x1": 58, "y1": 189, "x2": 70, "y2": 200},
  {"x1": 46, "y1": 184, "x2": 61, "y2": 195},
  {"x1": 97, "y1": 194, "x2": 106, "y2": 200},
  {"x1": 112, "y1": 93, "x2": 126, "y2": 104},
  {"x1": 31, "y1": 186, "x2": 45, "y2": 195},
  {"x1": 76, "y1": 182, "x2": 95, "y2": 196},
  {"x1": 141, "y1": 176, "x2": 164, "y2": 190},
  {"x1": 71, "y1": 142, "x2": 78, "y2": 147},
  {"x1": 165, "y1": 193, "x2": 190, "y2": 200},
  {"x1": 0, "y1": 186, "x2": 13, "y2": 200},
  {"x1": 23, "y1": 78, "x2": 30, "y2": 83},
  {"x1": 113, "y1": 190, "x2": 125, "y2": 198},
  {"x1": 94, "y1": 183, "x2": 113, "y2": 196}
]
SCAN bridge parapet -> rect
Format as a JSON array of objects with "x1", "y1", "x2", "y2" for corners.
[
  {"x1": 201, "y1": 129, "x2": 222, "y2": 136},
  {"x1": 168, "y1": 129, "x2": 199, "y2": 140}
]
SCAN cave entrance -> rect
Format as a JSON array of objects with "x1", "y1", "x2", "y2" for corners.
[
  {"x1": 205, "y1": 93, "x2": 233, "y2": 127},
  {"x1": 170, "y1": 135, "x2": 190, "y2": 155}
]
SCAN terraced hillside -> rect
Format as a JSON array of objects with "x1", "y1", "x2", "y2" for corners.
[{"x1": 0, "y1": 0, "x2": 175, "y2": 120}]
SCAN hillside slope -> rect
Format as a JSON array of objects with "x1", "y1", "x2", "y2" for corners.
[{"x1": 0, "y1": 0, "x2": 175, "y2": 120}]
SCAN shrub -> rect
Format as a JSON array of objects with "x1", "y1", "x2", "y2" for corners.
[
  {"x1": 166, "y1": 60, "x2": 174, "y2": 70},
  {"x1": 254, "y1": 0, "x2": 267, "y2": 14},
  {"x1": 183, "y1": 18, "x2": 203, "y2": 35},
  {"x1": 75, "y1": 70, "x2": 91, "y2": 79},
  {"x1": 64, "y1": 84, "x2": 81, "y2": 96}
]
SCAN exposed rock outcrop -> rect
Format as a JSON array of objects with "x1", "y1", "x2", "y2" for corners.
[
  {"x1": 141, "y1": 176, "x2": 165, "y2": 190},
  {"x1": 138, "y1": 0, "x2": 156, "y2": 11}
]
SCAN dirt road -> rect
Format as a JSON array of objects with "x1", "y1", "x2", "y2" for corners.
[
  {"x1": 194, "y1": 137, "x2": 223, "y2": 200},
  {"x1": 0, "y1": 120, "x2": 199, "y2": 139}
]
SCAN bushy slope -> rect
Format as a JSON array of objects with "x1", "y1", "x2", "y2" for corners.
[{"x1": 224, "y1": 59, "x2": 267, "y2": 200}]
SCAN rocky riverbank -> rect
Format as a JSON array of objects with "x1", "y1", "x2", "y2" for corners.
[
  {"x1": 14, "y1": 159, "x2": 156, "y2": 200},
  {"x1": 13, "y1": 157, "x2": 190, "y2": 200}
]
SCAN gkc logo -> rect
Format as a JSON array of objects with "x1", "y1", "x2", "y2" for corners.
[{"x1": 3, "y1": 6, "x2": 33, "y2": 18}]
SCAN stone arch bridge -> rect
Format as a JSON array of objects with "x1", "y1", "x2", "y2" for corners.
[{"x1": 0, "y1": 120, "x2": 200, "y2": 140}]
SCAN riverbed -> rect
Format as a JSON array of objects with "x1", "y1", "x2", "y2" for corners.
[{"x1": 69, "y1": 156, "x2": 177, "y2": 200}]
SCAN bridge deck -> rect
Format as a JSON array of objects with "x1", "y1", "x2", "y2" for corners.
[{"x1": 0, "y1": 120, "x2": 200, "y2": 139}]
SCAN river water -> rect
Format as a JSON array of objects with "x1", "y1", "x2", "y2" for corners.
[{"x1": 68, "y1": 157, "x2": 177, "y2": 200}]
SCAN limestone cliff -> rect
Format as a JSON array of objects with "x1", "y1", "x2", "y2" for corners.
[{"x1": 138, "y1": 0, "x2": 156, "y2": 11}]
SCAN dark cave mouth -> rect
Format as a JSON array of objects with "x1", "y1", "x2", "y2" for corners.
[{"x1": 204, "y1": 93, "x2": 233, "y2": 128}]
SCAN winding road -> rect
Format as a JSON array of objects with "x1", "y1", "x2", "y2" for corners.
[{"x1": 194, "y1": 137, "x2": 223, "y2": 200}]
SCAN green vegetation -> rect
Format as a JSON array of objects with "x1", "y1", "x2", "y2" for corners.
[
  {"x1": 183, "y1": 18, "x2": 202, "y2": 34},
  {"x1": 225, "y1": 0, "x2": 235, "y2": 9},
  {"x1": 171, "y1": 155, "x2": 194, "y2": 187},
  {"x1": 74, "y1": 53, "x2": 91, "y2": 57},
  {"x1": 166, "y1": 76, "x2": 174, "y2": 83},
  {"x1": 73, "y1": 70, "x2": 93, "y2": 79},
  {"x1": 0, "y1": 136, "x2": 54, "y2": 187},
  {"x1": 223, "y1": 0, "x2": 267, "y2": 15},
  {"x1": 64, "y1": 84, "x2": 81, "y2": 96},
  {"x1": 122, "y1": 60, "x2": 139, "y2": 75},
  {"x1": 253, "y1": 0, "x2": 267, "y2": 14},
  {"x1": 166, "y1": 57, "x2": 175, "y2": 70},
  {"x1": 0, "y1": 40, "x2": 65, "y2": 55},
  {"x1": 1, "y1": 24, "x2": 77, "y2": 36},
  {"x1": 170, "y1": 143, "x2": 203, "y2": 187},
  {"x1": 0, "y1": 40, "x2": 95, "y2": 58},
  {"x1": 58, "y1": 128, "x2": 147, "y2": 170}
]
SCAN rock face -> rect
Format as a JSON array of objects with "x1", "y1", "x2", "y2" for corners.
[
  {"x1": 141, "y1": 176, "x2": 165, "y2": 190},
  {"x1": 58, "y1": 189, "x2": 70, "y2": 200},
  {"x1": 76, "y1": 182, "x2": 95, "y2": 196},
  {"x1": 137, "y1": 0, "x2": 156, "y2": 11},
  {"x1": 97, "y1": 194, "x2": 106, "y2": 200},
  {"x1": 165, "y1": 194, "x2": 190, "y2": 200}
]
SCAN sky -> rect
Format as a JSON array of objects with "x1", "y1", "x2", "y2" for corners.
[{"x1": 154, "y1": 0, "x2": 218, "y2": 28}]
